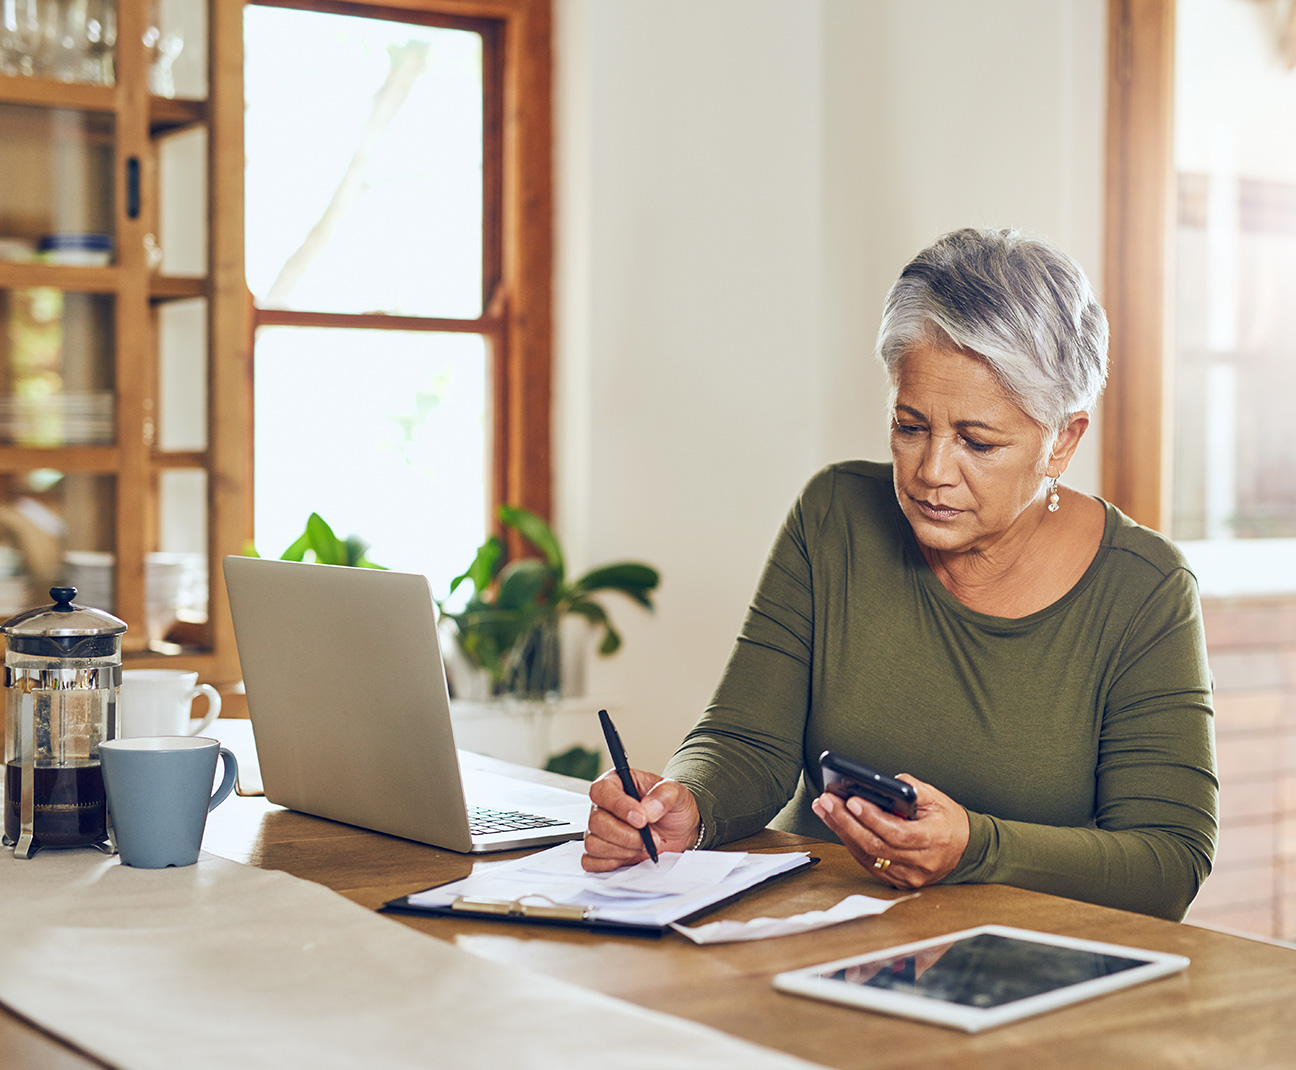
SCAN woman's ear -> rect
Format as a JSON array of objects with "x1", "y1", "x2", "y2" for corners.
[{"x1": 1048, "y1": 412, "x2": 1090, "y2": 476}]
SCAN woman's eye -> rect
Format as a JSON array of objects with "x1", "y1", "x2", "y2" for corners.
[
  {"x1": 962, "y1": 438, "x2": 997, "y2": 454},
  {"x1": 893, "y1": 422, "x2": 924, "y2": 436}
]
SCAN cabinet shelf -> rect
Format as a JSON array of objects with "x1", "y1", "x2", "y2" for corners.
[
  {"x1": 150, "y1": 275, "x2": 208, "y2": 301},
  {"x1": 0, "y1": 446, "x2": 121, "y2": 473},
  {"x1": 150, "y1": 97, "x2": 207, "y2": 136},
  {"x1": 0, "y1": 266, "x2": 209, "y2": 299},
  {"x1": 0, "y1": 73, "x2": 115, "y2": 113},
  {"x1": 0, "y1": 73, "x2": 206, "y2": 136},
  {"x1": 0, "y1": 262, "x2": 119, "y2": 293}
]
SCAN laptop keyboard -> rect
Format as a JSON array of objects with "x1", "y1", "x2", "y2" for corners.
[{"x1": 468, "y1": 806, "x2": 569, "y2": 836}]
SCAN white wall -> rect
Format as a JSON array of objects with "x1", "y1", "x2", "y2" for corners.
[{"x1": 555, "y1": 0, "x2": 1107, "y2": 768}]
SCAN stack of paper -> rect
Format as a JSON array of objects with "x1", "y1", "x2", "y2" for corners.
[{"x1": 405, "y1": 841, "x2": 813, "y2": 930}]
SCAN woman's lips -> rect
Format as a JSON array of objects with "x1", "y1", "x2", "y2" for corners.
[{"x1": 915, "y1": 499, "x2": 962, "y2": 521}]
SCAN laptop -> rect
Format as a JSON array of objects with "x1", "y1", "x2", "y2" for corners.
[{"x1": 222, "y1": 555, "x2": 590, "y2": 853}]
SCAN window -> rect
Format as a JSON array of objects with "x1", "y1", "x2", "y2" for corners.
[
  {"x1": 1104, "y1": 0, "x2": 1296, "y2": 594},
  {"x1": 242, "y1": 0, "x2": 551, "y2": 591}
]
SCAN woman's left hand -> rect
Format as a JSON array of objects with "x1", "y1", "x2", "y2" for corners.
[{"x1": 811, "y1": 774, "x2": 970, "y2": 889}]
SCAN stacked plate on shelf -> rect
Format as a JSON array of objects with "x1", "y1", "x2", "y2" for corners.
[
  {"x1": 0, "y1": 545, "x2": 30, "y2": 616},
  {"x1": 37, "y1": 233, "x2": 113, "y2": 266},
  {"x1": 0, "y1": 238, "x2": 36, "y2": 262},
  {"x1": 0, "y1": 392, "x2": 115, "y2": 446},
  {"x1": 62, "y1": 551, "x2": 115, "y2": 614}
]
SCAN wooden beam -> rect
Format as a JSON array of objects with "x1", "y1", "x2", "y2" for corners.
[
  {"x1": 1102, "y1": 0, "x2": 1175, "y2": 531},
  {"x1": 499, "y1": 0, "x2": 553, "y2": 525},
  {"x1": 207, "y1": 0, "x2": 252, "y2": 681}
]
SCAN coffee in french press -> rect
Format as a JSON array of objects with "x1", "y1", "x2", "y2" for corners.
[{"x1": 2, "y1": 587, "x2": 126, "y2": 858}]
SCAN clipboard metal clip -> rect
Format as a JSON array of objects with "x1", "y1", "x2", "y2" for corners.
[{"x1": 451, "y1": 895, "x2": 592, "y2": 922}]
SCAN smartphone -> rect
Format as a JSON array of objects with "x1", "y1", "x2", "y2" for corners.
[{"x1": 819, "y1": 750, "x2": 918, "y2": 820}]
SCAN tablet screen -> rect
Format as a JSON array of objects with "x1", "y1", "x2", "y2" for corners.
[
  {"x1": 824, "y1": 931, "x2": 1146, "y2": 1009},
  {"x1": 773, "y1": 925, "x2": 1190, "y2": 1032}
]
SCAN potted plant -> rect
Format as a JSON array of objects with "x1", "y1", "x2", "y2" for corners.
[
  {"x1": 275, "y1": 513, "x2": 386, "y2": 569},
  {"x1": 243, "y1": 512, "x2": 386, "y2": 569},
  {"x1": 439, "y1": 505, "x2": 660, "y2": 700}
]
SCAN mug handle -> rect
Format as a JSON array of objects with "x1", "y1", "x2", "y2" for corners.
[
  {"x1": 187, "y1": 683, "x2": 222, "y2": 736},
  {"x1": 209, "y1": 747, "x2": 238, "y2": 811}
]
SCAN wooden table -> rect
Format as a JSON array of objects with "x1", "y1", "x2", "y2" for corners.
[{"x1": 4, "y1": 765, "x2": 1294, "y2": 1069}]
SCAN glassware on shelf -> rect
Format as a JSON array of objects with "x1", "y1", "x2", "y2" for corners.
[
  {"x1": 81, "y1": 0, "x2": 113, "y2": 85},
  {"x1": 36, "y1": 0, "x2": 84, "y2": 83},
  {"x1": 142, "y1": 16, "x2": 180, "y2": 98},
  {"x1": 0, "y1": 0, "x2": 42, "y2": 77},
  {"x1": 0, "y1": 0, "x2": 116, "y2": 85}
]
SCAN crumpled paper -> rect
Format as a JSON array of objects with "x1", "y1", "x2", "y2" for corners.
[{"x1": 670, "y1": 892, "x2": 918, "y2": 944}]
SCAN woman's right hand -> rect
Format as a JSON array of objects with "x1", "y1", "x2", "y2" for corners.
[{"x1": 581, "y1": 770, "x2": 701, "y2": 872}]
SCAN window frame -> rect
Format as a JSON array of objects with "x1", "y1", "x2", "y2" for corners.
[
  {"x1": 204, "y1": 0, "x2": 550, "y2": 686},
  {"x1": 1102, "y1": 0, "x2": 1176, "y2": 532},
  {"x1": 241, "y1": 0, "x2": 553, "y2": 531}
]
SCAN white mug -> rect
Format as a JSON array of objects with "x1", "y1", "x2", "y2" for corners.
[{"x1": 118, "y1": 670, "x2": 221, "y2": 738}]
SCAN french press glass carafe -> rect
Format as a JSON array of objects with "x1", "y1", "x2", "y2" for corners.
[{"x1": 2, "y1": 587, "x2": 127, "y2": 858}]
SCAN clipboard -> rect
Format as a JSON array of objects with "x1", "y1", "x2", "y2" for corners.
[{"x1": 380, "y1": 850, "x2": 819, "y2": 937}]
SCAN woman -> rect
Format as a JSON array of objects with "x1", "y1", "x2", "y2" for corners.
[{"x1": 582, "y1": 228, "x2": 1217, "y2": 922}]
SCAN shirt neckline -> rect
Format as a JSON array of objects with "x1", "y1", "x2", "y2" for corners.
[{"x1": 891, "y1": 493, "x2": 1118, "y2": 629}]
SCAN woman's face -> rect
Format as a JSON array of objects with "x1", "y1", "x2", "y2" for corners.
[{"x1": 889, "y1": 343, "x2": 1063, "y2": 557}]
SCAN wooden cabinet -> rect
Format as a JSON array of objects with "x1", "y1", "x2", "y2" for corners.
[{"x1": 0, "y1": 1, "x2": 246, "y2": 683}]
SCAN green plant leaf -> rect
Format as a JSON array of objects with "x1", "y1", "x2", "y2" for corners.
[
  {"x1": 344, "y1": 534, "x2": 369, "y2": 567},
  {"x1": 597, "y1": 621, "x2": 622, "y2": 656},
  {"x1": 566, "y1": 598, "x2": 621, "y2": 656},
  {"x1": 448, "y1": 535, "x2": 506, "y2": 597},
  {"x1": 445, "y1": 606, "x2": 533, "y2": 682},
  {"x1": 496, "y1": 559, "x2": 555, "y2": 611},
  {"x1": 544, "y1": 745, "x2": 602, "y2": 781},
  {"x1": 499, "y1": 504, "x2": 564, "y2": 575},
  {"x1": 444, "y1": 505, "x2": 662, "y2": 685},
  {"x1": 565, "y1": 599, "x2": 609, "y2": 627},
  {"x1": 568, "y1": 563, "x2": 659, "y2": 609},
  {"x1": 305, "y1": 513, "x2": 347, "y2": 564},
  {"x1": 280, "y1": 532, "x2": 311, "y2": 562}
]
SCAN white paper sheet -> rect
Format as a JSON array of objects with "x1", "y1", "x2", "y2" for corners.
[
  {"x1": 406, "y1": 840, "x2": 813, "y2": 928},
  {"x1": 671, "y1": 892, "x2": 917, "y2": 944}
]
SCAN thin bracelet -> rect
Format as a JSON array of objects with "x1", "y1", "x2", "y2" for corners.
[{"x1": 691, "y1": 820, "x2": 706, "y2": 850}]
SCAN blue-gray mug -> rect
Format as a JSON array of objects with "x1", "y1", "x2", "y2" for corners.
[{"x1": 100, "y1": 736, "x2": 238, "y2": 868}]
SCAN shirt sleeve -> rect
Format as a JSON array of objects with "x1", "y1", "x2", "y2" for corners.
[
  {"x1": 947, "y1": 566, "x2": 1219, "y2": 921},
  {"x1": 663, "y1": 471, "x2": 828, "y2": 847}
]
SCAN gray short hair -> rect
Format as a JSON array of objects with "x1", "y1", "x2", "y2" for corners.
[{"x1": 875, "y1": 228, "x2": 1109, "y2": 436}]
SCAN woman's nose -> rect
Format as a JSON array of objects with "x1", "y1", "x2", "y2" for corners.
[{"x1": 916, "y1": 436, "x2": 957, "y2": 487}]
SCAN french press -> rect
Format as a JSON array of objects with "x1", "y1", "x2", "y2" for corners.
[{"x1": 2, "y1": 587, "x2": 127, "y2": 858}]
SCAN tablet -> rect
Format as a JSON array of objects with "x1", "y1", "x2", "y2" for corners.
[{"x1": 772, "y1": 925, "x2": 1189, "y2": 1033}]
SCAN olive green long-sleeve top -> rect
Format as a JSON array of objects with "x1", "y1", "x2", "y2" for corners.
[{"x1": 664, "y1": 461, "x2": 1218, "y2": 921}]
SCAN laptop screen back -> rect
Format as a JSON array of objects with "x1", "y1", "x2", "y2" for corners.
[{"x1": 223, "y1": 556, "x2": 474, "y2": 851}]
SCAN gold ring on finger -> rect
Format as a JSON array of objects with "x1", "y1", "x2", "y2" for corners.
[{"x1": 873, "y1": 856, "x2": 891, "y2": 873}]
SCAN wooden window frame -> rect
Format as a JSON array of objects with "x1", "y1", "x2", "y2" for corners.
[
  {"x1": 1102, "y1": 0, "x2": 1175, "y2": 531},
  {"x1": 206, "y1": 0, "x2": 551, "y2": 684},
  {"x1": 241, "y1": 0, "x2": 553, "y2": 518}
]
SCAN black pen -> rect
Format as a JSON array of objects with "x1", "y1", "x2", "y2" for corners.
[{"x1": 598, "y1": 708, "x2": 659, "y2": 864}]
